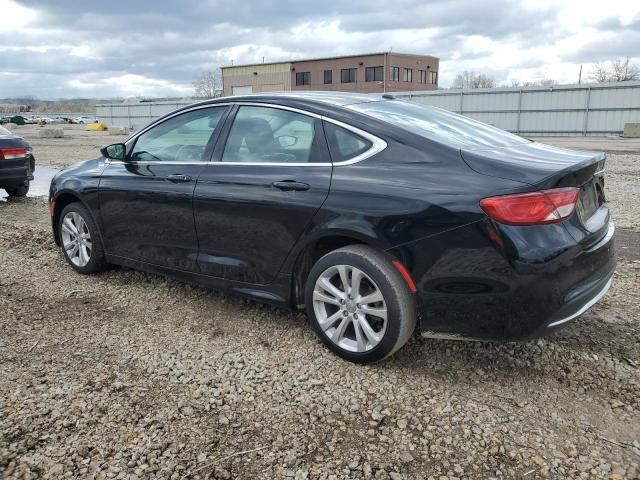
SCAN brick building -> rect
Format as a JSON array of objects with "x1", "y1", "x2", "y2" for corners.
[{"x1": 221, "y1": 52, "x2": 439, "y2": 96}]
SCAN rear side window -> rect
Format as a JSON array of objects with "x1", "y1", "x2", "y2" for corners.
[
  {"x1": 324, "y1": 122, "x2": 372, "y2": 163},
  {"x1": 347, "y1": 100, "x2": 528, "y2": 149}
]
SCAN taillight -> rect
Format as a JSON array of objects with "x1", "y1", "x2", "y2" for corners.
[
  {"x1": 0, "y1": 148, "x2": 27, "y2": 160},
  {"x1": 480, "y1": 188, "x2": 580, "y2": 226}
]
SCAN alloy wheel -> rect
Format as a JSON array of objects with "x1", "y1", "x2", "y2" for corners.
[
  {"x1": 312, "y1": 265, "x2": 388, "y2": 353},
  {"x1": 61, "y1": 211, "x2": 92, "y2": 267}
]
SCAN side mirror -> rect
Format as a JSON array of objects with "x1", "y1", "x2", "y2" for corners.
[
  {"x1": 276, "y1": 135, "x2": 297, "y2": 148},
  {"x1": 101, "y1": 143, "x2": 126, "y2": 161}
]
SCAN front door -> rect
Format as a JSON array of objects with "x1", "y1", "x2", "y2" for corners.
[
  {"x1": 193, "y1": 104, "x2": 332, "y2": 284},
  {"x1": 99, "y1": 106, "x2": 228, "y2": 271}
]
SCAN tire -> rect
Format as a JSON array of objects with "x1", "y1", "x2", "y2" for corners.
[
  {"x1": 58, "y1": 202, "x2": 109, "y2": 274},
  {"x1": 305, "y1": 245, "x2": 417, "y2": 363},
  {"x1": 6, "y1": 181, "x2": 29, "y2": 197}
]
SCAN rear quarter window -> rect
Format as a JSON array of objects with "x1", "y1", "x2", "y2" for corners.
[{"x1": 324, "y1": 122, "x2": 372, "y2": 162}]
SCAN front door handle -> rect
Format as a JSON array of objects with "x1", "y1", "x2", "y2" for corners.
[
  {"x1": 166, "y1": 174, "x2": 191, "y2": 183},
  {"x1": 272, "y1": 180, "x2": 310, "y2": 192}
]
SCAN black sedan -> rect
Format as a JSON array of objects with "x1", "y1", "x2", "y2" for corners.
[
  {"x1": 0, "y1": 125, "x2": 35, "y2": 197},
  {"x1": 49, "y1": 93, "x2": 615, "y2": 363}
]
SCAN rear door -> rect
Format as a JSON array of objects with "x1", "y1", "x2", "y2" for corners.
[
  {"x1": 193, "y1": 104, "x2": 332, "y2": 284},
  {"x1": 99, "y1": 106, "x2": 229, "y2": 271}
]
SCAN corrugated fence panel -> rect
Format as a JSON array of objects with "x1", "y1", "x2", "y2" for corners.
[
  {"x1": 463, "y1": 91, "x2": 520, "y2": 112},
  {"x1": 395, "y1": 81, "x2": 640, "y2": 135},
  {"x1": 97, "y1": 101, "x2": 192, "y2": 131},
  {"x1": 97, "y1": 82, "x2": 640, "y2": 135},
  {"x1": 589, "y1": 85, "x2": 640, "y2": 109}
]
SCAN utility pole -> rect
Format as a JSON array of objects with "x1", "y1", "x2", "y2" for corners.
[
  {"x1": 578, "y1": 64, "x2": 582, "y2": 84},
  {"x1": 383, "y1": 52, "x2": 388, "y2": 93}
]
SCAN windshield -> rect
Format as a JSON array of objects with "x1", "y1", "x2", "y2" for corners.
[
  {"x1": 347, "y1": 100, "x2": 529, "y2": 149},
  {"x1": 0, "y1": 125, "x2": 11, "y2": 136}
]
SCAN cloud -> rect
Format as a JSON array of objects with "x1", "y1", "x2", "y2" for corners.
[{"x1": 0, "y1": 0, "x2": 639, "y2": 98}]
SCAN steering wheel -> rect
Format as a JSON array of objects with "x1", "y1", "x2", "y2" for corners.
[{"x1": 175, "y1": 145, "x2": 204, "y2": 161}]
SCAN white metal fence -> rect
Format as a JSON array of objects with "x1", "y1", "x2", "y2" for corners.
[
  {"x1": 96, "y1": 81, "x2": 640, "y2": 136},
  {"x1": 394, "y1": 81, "x2": 640, "y2": 136},
  {"x1": 96, "y1": 101, "x2": 192, "y2": 131}
]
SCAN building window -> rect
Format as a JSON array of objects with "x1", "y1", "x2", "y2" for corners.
[
  {"x1": 296, "y1": 72, "x2": 310, "y2": 86},
  {"x1": 324, "y1": 70, "x2": 332, "y2": 84},
  {"x1": 341, "y1": 68, "x2": 357, "y2": 83},
  {"x1": 390, "y1": 66, "x2": 400, "y2": 82},
  {"x1": 419, "y1": 70, "x2": 427, "y2": 83},
  {"x1": 403, "y1": 68, "x2": 413, "y2": 82},
  {"x1": 432, "y1": 71, "x2": 438, "y2": 85},
  {"x1": 365, "y1": 66, "x2": 384, "y2": 82}
]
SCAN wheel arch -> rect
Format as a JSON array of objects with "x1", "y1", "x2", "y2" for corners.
[
  {"x1": 52, "y1": 191, "x2": 101, "y2": 246},
  {"x1": 289, "y1": 231, "x2": 386, "y2": 309}
]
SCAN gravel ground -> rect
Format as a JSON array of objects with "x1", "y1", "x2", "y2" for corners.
[{"x1": 1, "y1": 128, "x2": 639, "y2": 479}]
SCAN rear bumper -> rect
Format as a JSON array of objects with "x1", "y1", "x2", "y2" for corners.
[
  {"x1": 0, "y1": 165, "x2": 32, "y2": 186},
  {"x1": 389, "y1": 218, "x2": 616, "y2": 340}
]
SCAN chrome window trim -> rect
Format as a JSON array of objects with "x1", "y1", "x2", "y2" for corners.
[{"x1": 119, "y1": 102, "x2": 387, "y2": 167}]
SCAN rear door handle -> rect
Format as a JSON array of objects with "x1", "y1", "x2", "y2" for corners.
[
  {"x1": 166, "y1": 174, "x2": 191, "y2": 183},
  {"x1": 272, "y1": 180, "x2": 310, "y2": 192}
]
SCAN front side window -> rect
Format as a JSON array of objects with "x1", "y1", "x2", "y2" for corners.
[
  {"x1": 390, "y1": 66, "x2": 400, "y2": 82},
  {"x1": 296, "y1": 72, "x2": 310, "y2": 86},
  {"x1": 365, "y1": 66, "x2": 384, "y2": 82},
  {"x1": 348, "y1": 100, "x2": 528, "y2": 149},
  {"x1": 324, "y1": 122, "x2": 372, "y2": 163},
  {"x1": 403, "y1": 68, "x2": 413, "y2": 82},
  {"x1": 221, "y1": 106, "x2": 316, "y2": 164},
  {"x1": 129, "y1": 107, "x2": 226, "y2": 162},
  {"x1": 341, "y1": 68, "x2": 357, "y2": 83},
  {"x1": 324, "y1": 70, "x2": 332, "y2": 84}
]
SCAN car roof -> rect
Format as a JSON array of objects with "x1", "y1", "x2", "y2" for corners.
[{"x1": 200, "y1": 91, "x2": 389, "y2": 108}]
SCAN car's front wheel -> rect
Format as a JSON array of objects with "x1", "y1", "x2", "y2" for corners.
[
  {"x1": 58, "y1": 202, "x2": 109, "y2": 274},
  {"x1": 305, "y1": 245, "x2": 417, "y2": 363}
]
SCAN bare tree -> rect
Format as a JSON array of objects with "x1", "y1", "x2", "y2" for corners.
[
  {"x1": 192, "y1": 69, "x2": 223, "y2": 98},
  {"x1": 590, "y1": 63, "x2": 609, "y2": 83},
  {"x1": 590, "y1": 57, "x2": 640, "y2": 83},
  {"x1": 610, "y1": 57, "x2": 640, "y2": 82},
  {"x1": 452, "y1": 71, "x2": 496, "y2": 89}
]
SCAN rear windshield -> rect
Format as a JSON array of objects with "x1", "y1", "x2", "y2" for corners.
[
  {"x1": 0, "y1": 126, "x2": 11, "y2": 136},
  {"x1": 347, "y1": 100, "x2": 529, "y2": 149}
]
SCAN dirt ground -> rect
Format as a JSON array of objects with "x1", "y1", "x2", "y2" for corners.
[{"x1": 1, "y1": 126, "x2": 639, "y2": 479}]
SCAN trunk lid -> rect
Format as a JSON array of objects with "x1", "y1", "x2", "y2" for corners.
[{"x1": 461, "y1": 141, "x2": 609, "y2": 248}]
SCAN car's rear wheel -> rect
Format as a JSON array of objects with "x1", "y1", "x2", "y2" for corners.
[
  {"x1": 6, "y1": 181, "x2": 29, "y2": 197},
  {"x1": 305, "y1": 245, "x2": 416, "y2": 363},
  {"x1": 59, "y1": 202, "x2": 109, "y2": 274}
]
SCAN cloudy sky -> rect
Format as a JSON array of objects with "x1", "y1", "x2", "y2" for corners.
[{"x1": 1, "y1": 0, "x2": 639, "y2": 99}]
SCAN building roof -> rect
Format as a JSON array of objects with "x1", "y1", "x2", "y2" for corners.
[{"x1": 221, "y1": 52, "x2": 438, "y2": 70}]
